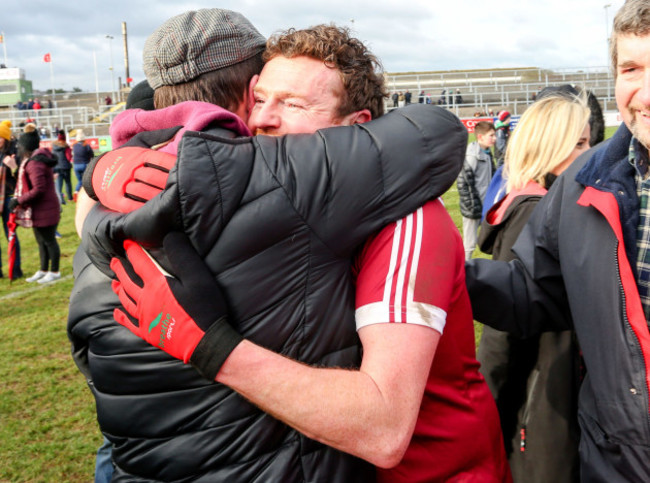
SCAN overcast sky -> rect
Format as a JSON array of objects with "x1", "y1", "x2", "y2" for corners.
[{"x1": 2, "y1": 0, "x2": 625, "y2": 94}]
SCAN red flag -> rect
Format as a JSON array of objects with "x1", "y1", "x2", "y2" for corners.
[
  {"x1": 126, "y1": 77, "x2": 133, "y2": 83},
  {"x1": 0, "y1": 35, "x2": 4, "y2": 44},
  {"x1": 7, "y1": 212, "x2": 17, "y2": 281},
  {"x1": 43, "y1": 53, "x2": 51, "y2": 63}
]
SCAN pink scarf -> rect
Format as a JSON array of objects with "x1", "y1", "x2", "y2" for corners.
[{"x1": 110, "y1": 101, "x2": 251, "y2": 154}]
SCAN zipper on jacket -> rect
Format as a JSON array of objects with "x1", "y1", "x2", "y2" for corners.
[
  {"x1": 615, "y1": 245, "x2": 650, "y2": 433},
  {"x1": 518, "y1": 367, "x2": 540, "y2": 447}
]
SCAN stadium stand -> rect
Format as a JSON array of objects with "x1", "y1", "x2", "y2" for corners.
[
  {"x1": 385, "y1": 65, "x2": 615, "y2": 117},
  {"x1": 0, "y1": 65, "x2": 616, "y2": 141}
]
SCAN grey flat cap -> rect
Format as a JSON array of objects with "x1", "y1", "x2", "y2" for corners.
[{"x1": 143, "y1": 9, "x2": 266, "y2": 89}]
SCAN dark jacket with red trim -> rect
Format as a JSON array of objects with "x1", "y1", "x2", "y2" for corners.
[
  {"x1": 466, "y1": 122, "x2": 650, "y2": 482},
  {"x1": 69, "y1": 103, "x2": 466, "y2": 482}
]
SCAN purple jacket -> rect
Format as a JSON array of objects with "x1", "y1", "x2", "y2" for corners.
[{"x1": 16, "y1": 148, "x2": 60, "y2": 227}]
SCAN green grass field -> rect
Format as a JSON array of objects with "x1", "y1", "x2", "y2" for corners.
[
  {"x1": 0, "y1": 187, "x2": 471, "y2": 481},
  {"x1": 0, "y1": 125, "x2": 619, "y2": 480},
  {"x1": 0, "y1": 201, "x2": 99, "y2": 481}
]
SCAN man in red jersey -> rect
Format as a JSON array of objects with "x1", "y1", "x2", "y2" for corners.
[{"x1": 109, "y1": 25, "x2": 510, "y2": 482}]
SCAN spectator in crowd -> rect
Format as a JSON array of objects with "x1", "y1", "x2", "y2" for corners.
[
  {"x1": 32, "y1": 98, "x2": 41, "y2": 111},
  {"x1": 27, "y1": 98, "x2": 34, "y2": 110},
  {"x1": 70, "y1": 10, "x2": 307, "y2": 480},
  {"x1": 72, "y1": 130, "x2": 94, "y2": 195},
  {"x1": 586, "y1": 91, "x2": 605, "y2": 148},
  {"x1": 52, "y1": 130, "x2": 73, "y2": 204},
  {"x1": 0, "y1": 120, "x2": 22, "y2": 279},
  {"x1": 466, "y1": 1, "x2": 650, "y2": 479},
  {"x1": 494, "y1": 110, "x2": 511, "y2": 167},
  {"x1": 404, "y1": 89, "x2": 412, "y2": 104},
  {"x1": 457, "y1": 121, "x2": 496, "y2": 260},
  {"x1": 124, "y1": 79, "x2": 155, "y2": 111},
  {"x1": 104, "y1": 95, "x2": 112, "y2": 106},
  {"x1": 476, "y1": 93, "x2": 590, "y2": 482},
  {"x1": 9, "y1": 124, "x2": 60, "y2": 284},
  {"x1": 482, "y1": 85, "x2": 606, "y2": 221},
  {"x1": 439, "y1": 88, "x2": 446, "y2": 105},
  {"x1": 398, "y1": 90, "x2": 405, "y2": 107},
  {"x1": 391, "y1": 91, "x2": 399, "y2": 107},
  {"x1": 456, "y1": 88, "x2": 463, "y2": 105},
  {"x1": 418, "y1": 90, "x2": 425, "y2": 103}
]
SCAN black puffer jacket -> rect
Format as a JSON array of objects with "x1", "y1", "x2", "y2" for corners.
[{"x1": 70, "y1": 105, "x2": 466, "y2": 482}]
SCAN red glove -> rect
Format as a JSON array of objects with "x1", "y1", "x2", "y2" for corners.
[
  {"x1": 110, "y1": 232, "x2": 243, "y2": 379},
  {"x1": 89, "y1": 146, "x2": 176, "y2": 213}
]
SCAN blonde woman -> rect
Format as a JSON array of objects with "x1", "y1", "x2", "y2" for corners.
[{"x1": 476, "y1": 93, "x2": 590, "y2": 483}]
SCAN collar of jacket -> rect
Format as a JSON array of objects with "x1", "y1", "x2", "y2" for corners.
[
  {"x1": 576, "y1": 122, "x2": 640, "y2": 276},
  {"x1": 30, "y1": 148, "x2": 55, "y2": 165}
]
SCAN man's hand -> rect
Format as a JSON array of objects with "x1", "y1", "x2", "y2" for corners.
[
  {"x1": 110, "y1": 232, "x2": 243, "y2": 380},
  {"x1": 86, "y1": 146, "x2": 176, "y2": 213}
]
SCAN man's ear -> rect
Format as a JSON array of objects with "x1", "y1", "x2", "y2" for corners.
[
  {"x1": 247, "y1": 75, "x2": 259, "y2": 113},
  {"x1": 344, "y1": 109, "x2": 372, "y2": 126}
]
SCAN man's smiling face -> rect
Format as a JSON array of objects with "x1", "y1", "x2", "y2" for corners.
[
  {"x1": 616, "y1": 33, "x2": 650, "y2": 149},
  {"x1": 248, "y1": 55, "x2": 350, "y2": 136}
]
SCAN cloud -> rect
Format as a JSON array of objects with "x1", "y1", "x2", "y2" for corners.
[{"x1": 0, "y1": 0, "x2": 625, "y2": 93}]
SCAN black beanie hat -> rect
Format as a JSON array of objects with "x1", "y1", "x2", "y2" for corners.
[
  {"x1": 18, "y1": 123, "x2": 41, "y2": 152},
  {"x1": 126, "y1": 80, "x2": 155, "y2": 111}
]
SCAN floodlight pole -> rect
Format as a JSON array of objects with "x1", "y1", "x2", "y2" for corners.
[
  {"x1": 604, "y1": 4, "x2": 612, "y2": 66},
  {"x1": 1, "y1": 31, "x2": 7, "y2": 66},
  {"x1": 93, "y1": 50, "x2": 100, "y2": 104},
  {"x1": 106, "y1": 35, "x2": 116, "y2": 103}
]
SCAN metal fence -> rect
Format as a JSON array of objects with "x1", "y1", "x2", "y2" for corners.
[
  {"x1": 2, "y1": 65, "x2": 617, "y2": 138},
  {"x1": 3, "y1": 103, "x2": 123, "y2": 138},
  {"x1": 384, "y1": 65, "x2": 616, "y2": 116}
]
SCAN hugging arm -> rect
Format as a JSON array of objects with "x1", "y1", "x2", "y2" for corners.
[
  {"x1": 82, "y1": 104, "x2": 466, "y2": 269},
  {"x1": 112, "y1": 232, "x2": 440, "y2": 467},
  {"x1": 466, "y1": 184, "x2": 573, "y2": 338}
]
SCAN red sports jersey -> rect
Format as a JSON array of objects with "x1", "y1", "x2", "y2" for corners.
[{"x1": 354, "y1": 200, "x2": 511, "y2": 483}]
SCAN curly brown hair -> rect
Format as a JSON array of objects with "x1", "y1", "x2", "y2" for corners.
[{"x1": 263, "y1": 24, "x2": 387, "y2": 119}]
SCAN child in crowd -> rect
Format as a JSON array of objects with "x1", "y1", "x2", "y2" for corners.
[{"x1": 457, "y1": 121, "x2": 496, "y2": 260}]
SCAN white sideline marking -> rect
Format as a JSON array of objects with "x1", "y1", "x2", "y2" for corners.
[{"x1": 0, "y1": 274, "x2": 73, "y2": 301}]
